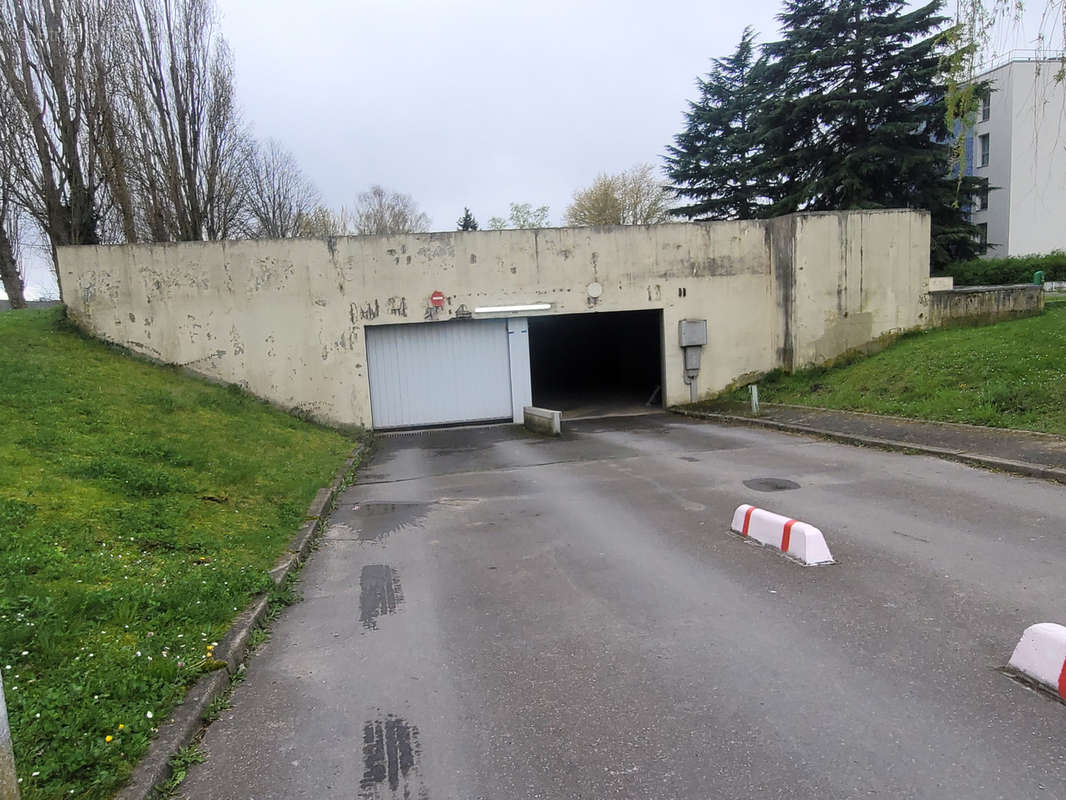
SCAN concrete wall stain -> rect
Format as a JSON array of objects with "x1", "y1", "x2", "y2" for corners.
[{"x1": 59, "y1": 211, "x2": 932, "y2": 428}]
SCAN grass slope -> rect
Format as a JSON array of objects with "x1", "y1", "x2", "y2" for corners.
[
  {"x1": 717, "y1": 304, "x2": 1066, "y2": 434},
  {"x1": 0, "y1": 309, "x2": 354, "y2": 799}
]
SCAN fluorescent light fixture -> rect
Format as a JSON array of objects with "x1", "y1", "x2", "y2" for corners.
[{"x1": 473, "y1": 303, "x2": 551, "y2": 314}]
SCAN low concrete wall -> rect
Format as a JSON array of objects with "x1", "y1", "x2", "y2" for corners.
[
  {"x1": 929, "y1": 284, "x2": 1044, "y2": 327},
  {"x1": 523, "y1": 406, "x2": 561, "y2": 436},
  {"x1": 928, "y1": 276, "x2": 954, "y2": 291},
  {"x1": 58, "y1": 209, "x2": 931, "y2": 428}
]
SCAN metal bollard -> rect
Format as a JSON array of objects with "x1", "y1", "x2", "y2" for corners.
[
  {"x1": 0, "y1": 673, "x2": 18, "y2": 800},
  {"x1": 749, "y1": 384, "x2": 760, "y2": 416}
]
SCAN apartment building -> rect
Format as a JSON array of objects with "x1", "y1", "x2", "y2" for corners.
[{"x1": 964, "y1": 54, "x2": 1066, "y2": 256}]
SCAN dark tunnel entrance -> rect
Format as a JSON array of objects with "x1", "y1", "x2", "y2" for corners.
[{"x1": 527, "y1": 309, "x2": 663, "y2": 417}]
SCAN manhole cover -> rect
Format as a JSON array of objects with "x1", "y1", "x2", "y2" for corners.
[{"x1": 743, "y1": 477, "x2": 800, "y2": 492}]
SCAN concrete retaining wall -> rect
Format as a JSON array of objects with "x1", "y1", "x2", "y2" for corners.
[
  {"x1": 929, "y1": 284, "x2": 1044, "y2": 327},
  {"x1": 58, "y1": 209, "x2": 931, "y2": 428}
]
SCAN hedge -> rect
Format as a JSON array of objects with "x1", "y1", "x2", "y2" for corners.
[{"x1": 936, "y1": 251, "x2": 1066, "y2": 286}]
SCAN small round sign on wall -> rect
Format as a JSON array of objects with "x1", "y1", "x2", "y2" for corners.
[{"x1": 430, "y1": 290, "x2": 445, "y2": 308}]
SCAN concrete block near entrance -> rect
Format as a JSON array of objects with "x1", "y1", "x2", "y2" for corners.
[
  {"x1": 524, "y1": 406, "x2": 561, "y2": 436},
  {"x1": 1008, "y1": 623, "x2": 1066, "y2": 700},
  {"x1": 730, "y1": 504, "x2": 834, "y2": 565}
]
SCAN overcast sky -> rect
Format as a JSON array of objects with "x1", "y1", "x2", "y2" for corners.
[
  {"x1": 11, "y1": 0, "x2": 1057, "y2": 299},
  {"x1": 219, "y1": 0, "x2": 783, "y2": 229}
]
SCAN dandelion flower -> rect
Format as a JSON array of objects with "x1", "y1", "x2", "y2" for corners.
[
  {"x1": 118, "y1": 724, "x2": 125, "y2": 730},
  {"x1": 105, "y1": 735, "x2": 113, "y2": 743}
]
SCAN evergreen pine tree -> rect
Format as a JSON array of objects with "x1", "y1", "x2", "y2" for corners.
[
  {"x1": 664, "y1": 28, "x2": 773, "y2": 220},
  {"x1": 457, "y1": 207, "x2": 479, "y2": 231},
  {"x1": 759, "y1": 0, "x2": 986, "y2": 266}
]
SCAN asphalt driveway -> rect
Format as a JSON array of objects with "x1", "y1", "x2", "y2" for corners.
[{"x1": 181, "y1": 414, "x2": 1066, "y2": 799}]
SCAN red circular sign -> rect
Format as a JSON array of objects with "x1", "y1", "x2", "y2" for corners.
[{"x1": 430, "y1": 291, "x2": 445, "y2": 308}]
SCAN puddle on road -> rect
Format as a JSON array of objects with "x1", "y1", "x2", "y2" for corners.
[
  {"x1": 743, "y1": 477, "x2": 801, "y2": 492},
  {"x1": 349, "y1": 502, "x2": 430, "y2": 542},
  {"x1": 359, "y1": 565, "x2": 404, "y2": 630},
  {"x1": 360, "y1": 715, "x2": 425, "y2": 798}
]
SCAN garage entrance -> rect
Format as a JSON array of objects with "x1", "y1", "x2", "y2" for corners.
[
  {"x1": 527, "y1": 309, "x2": 663, "y2": 417},
  {"x1": 366, "y1": 319, "x2": 522, "y2": 429}
]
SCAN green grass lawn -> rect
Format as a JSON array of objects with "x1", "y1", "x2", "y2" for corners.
[
  {"x1": 712, "y1": 304, "x2": 1066, "y2": 434},
  {"x1": 0, "y1": 309, "x2": 356, "y2": 799}
]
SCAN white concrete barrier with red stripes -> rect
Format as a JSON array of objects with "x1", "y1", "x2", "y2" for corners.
[
  {"x1": 730, "y1": 504, "x2": 834, "y2": 565},
  {"x1": 1008, "y1": 623, "x2": 1066, "y2": 700}
]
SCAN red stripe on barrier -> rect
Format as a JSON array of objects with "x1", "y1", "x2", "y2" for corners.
[
  {"x1": 742, "y1": 506, "x2": 756, "y2": 536},
  {"x1": 1058, "y1": 658, "x2": 1066, "y2": 701},
  {"x1": 782, "y1": 519, "x2": 796, "y2": 552}
]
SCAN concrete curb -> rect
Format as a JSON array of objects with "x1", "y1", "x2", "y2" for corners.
[
  {"x1": 115, "y1": 670, "x2": 230, "y2": 800},
  {"x1": 115, "y1": 443, "x2": 367, "y2": 800},
  {"x1": 670, "y1": 408, "x2": 1066, "y2": 485},
  {"x1": 1008, "y1": 623, "x2": 1066, "y2": 701},
  {"x1": 523, "y1": 406, "x2": 562, "y2": 436}
]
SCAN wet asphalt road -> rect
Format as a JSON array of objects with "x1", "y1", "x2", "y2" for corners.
[{"x1": 180, "y1": 414, "x2": 1066, "y2": 800}]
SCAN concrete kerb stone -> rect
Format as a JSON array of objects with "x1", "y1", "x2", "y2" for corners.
[
  {"x1": 524, "y1": 406, "x2": 562, "y2": 436},
  {"x1": 729, "y1": 504, "x2": 835, "y2": 565},
  {"x1": 1008, "y1": 623, "x2": 1066, "y2": 702},
  {"x1": 269, "y1": 553, "x2": 298, "y2": 586},
  {"x1": 671, "y1": 408, "x2": 1066, "y2": 486},
  {"x1": 114, "y1": 670, "x2": 229, "y2": 800},
  {"x1": 212, "y1": 594, "x2": 270, "y2": 674},
  {"x1": 116, "y1": 442, "x2": 367, "y2": 800}
]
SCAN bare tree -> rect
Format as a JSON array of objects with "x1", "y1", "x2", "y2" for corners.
[
  {"x1": 0, "y1": 78, "x2": 25, "y2": 307},
  {"x1": 86, "y1": 0, "x2": 139, "y2": 244},
  {"x1": 955, "y1": 2, "x2": 1064, "y2": 70},
  {"x1": 298, "y1": 204, "x2": 352, "y2": 238},
  {"x1": 122, "y1": 0, "x2": 248, "y2": 242},
  {"x1": 487, "y1": 202, "x2": 551, "y2": 230},
  {"x1": 0, "y1": 171, "x2": 26, "y2": 309},
  {"x1": 0, "y1": 0, "x2": 110, "y2": 293},
  {"x1": 565, "y1": 175, "x2": 624, "y2": 226},
  {"x1": 352, "y1": 185, "x2": 430, "y2": 236},
  {"x1": 619, "y1": 163, "x2": 672, "y2": 225},
  {"x1": 244, "y1": 139, "x2": 319, "y2": 239},
  {"x1": 565, "y1": 164, "x2": 670, "y2": 227}
]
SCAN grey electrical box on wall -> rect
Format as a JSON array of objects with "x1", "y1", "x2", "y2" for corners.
[{"x1": 678, "y1": 319, "x2": 708, "y2": 347}]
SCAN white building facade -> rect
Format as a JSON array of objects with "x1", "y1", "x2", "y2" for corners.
[{"x1": 965, "y1": 55, "x2": 1066, "y2": 257}]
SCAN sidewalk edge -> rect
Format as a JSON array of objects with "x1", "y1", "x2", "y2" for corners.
[{"x1": 669, "y1": 408, "x2": 1066, "y2": 485}]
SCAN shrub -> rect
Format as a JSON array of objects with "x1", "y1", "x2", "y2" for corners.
[{"x1": 937, "y1": 251, "x2": 1066, "y2": 286}]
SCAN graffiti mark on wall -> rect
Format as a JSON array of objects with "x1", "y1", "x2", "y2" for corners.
[
  {"x1": 352, "y1": 300, "x2": 380, "y2": 321},
  {"x1": 387, "y1": 297, "x2": 408, "y2": 317}
]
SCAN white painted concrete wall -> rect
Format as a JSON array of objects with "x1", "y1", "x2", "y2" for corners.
[
  {"x1": 58, "y1": 210, "x2": 930, "y2": 428},
  {"x1": 969, "y1": 59, "x2": 1066, "y2": 257}
]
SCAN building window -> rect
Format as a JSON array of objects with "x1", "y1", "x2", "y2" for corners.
[
  {"x1": 978, "y1": 133, "x2": 990, "y2": 167},
  {"x1": 977, "y1": 222, "x2": 988, "y2": 248},
  {"x1": 974, "y1": 189, "x2": 989, "y2": 211},
  {"x1": 981, "y1": 95, "x2": 990, "y2": 122}
]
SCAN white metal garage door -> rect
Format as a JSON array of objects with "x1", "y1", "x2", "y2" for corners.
[{"x1": 365, "y1": 319, "x2": 514, "y2": 428}]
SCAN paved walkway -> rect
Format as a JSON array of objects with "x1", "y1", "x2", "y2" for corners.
[{"x1": 677, "y1": 403, "x2": 1066, "y2": 481}]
